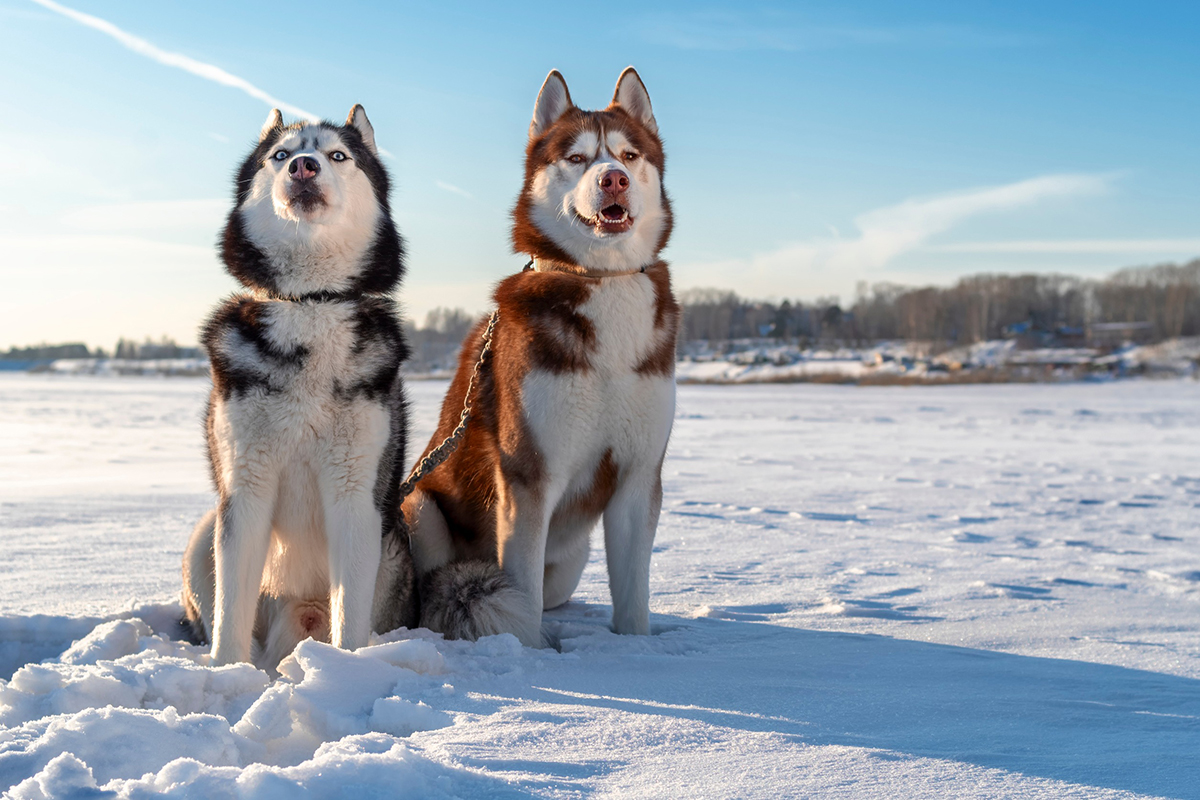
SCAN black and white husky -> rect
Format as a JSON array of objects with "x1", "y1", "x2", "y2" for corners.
[{"x1": 182, "y1": 105, "x2": 416, "y2": 671}]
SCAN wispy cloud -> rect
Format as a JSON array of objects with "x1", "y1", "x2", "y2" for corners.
[
  {"x1": 29, "y1": 0, "x2": 318, "y2": 121},
  {"x1": 930, "y1": 239, "x2": 1200, "y2": 254},
  {"x1": 60, "y1": 199, "x2": 227, "y2": 234},
  {"x1": 780, "y1": 173, "x2": 1108, "y2": 273},
  {"x1": 681, "y1": 173, "x2": 1111, "y2": 300},
  {"x1": 436, "y1": 180, "x2": 473, "y2": 200},
  {"x1": 639, "y1": 11, "x2": 1040, "y2": 52}
]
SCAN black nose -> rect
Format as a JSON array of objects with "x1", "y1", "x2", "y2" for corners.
[{"x1": 289, "y1": 156, "x2": 320, "y2": 180}]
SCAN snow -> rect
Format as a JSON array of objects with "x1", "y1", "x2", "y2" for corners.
[{"x1": 1, "y1": 372, "x2": 1199, "y2": 798}]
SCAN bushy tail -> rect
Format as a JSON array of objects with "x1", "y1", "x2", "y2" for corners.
[
  {"x1": 180, "y1": 509, "x2": 217, "y2": 645},
  {"x1": 419, "y1": 560, "x2": 524, "y2": 641}
]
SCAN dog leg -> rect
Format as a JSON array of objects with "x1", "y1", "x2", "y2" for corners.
[
  {"x1": 495, "y1": 477, "x2": 550, "y2": 648},
  {"x1": 212, "y1": 482, "x2": 278, "y2": 665},
  {"x1": 320, "y1": 403, "x2": 391, "y2": 651},
  {"x1": 403, "y1": 488, "x2": 454, "y2": 576},
  {"x1": 181, "y1": 509, "x2": 218, "y2": 642},
  {"x1": 322, "y1": 489, "x2": 382, "y2": 651},
  {"x1": 543, "y1": 529, "x2": 590, "y2": 610},
  {"x1": 602, "y1": 467, "x2": 663, "y2": 636}
]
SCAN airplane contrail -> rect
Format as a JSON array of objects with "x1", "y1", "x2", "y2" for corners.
[{"x1": 29, "y1": 0, "x2": 319, "y2": 122}]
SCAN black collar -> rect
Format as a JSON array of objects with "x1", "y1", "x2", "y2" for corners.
[{"x1": 272, "y1": 290, "x2": 360, "y2": 303}]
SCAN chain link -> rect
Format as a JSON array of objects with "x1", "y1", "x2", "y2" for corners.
[{"x1": 396, "y1": 310, "x2": 499, "y2": 535}]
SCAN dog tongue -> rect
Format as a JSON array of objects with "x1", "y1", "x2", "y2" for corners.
[{"x1": 601, "y1": 204, "x2": 624, "y2": 220}]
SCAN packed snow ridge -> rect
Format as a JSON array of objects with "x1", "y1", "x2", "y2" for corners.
[{"x1": 2, "y1": 376, "x2": 1200, "y2": 798}]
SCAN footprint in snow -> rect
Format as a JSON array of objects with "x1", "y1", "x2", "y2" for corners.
[
  {"x1": 697, "y1": 603, "x2": 789, "y2": 622},
  {"x1": 816, "y1": 598, "x2": 940, "y2": 621},
  {"x1": 874, "y1": 587, "x2": 922, "y2": 599},
  {"x1": 989, "y1": 583, "x2": 1056, "y2": 600},
  {"x1": 1051, "y1": 577, "x2": 1099, "y2": 587}
]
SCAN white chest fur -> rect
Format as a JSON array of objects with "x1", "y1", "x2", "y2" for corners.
[
  {"x1": 521, "y1": 274, "x2": 675, "y2": 486},
  {"x1": 208, "y1": 299, "x2": 394, "y2": 495},
  {"x1": 264, "y1": 301, "x2": 357, "y2": 378}
]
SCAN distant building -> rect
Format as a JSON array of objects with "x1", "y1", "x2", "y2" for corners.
[{"x1": 1087, "y1": 322, "x2": 1153, "y2": 349}]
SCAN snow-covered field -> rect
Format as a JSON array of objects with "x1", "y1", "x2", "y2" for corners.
[{"x1": 1, "y1": 373, "x2": 1199, "y2": 798}]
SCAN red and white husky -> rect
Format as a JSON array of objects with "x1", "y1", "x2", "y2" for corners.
[{"x1": 399, "y1": 67, "x2": 679, "y2": 647}]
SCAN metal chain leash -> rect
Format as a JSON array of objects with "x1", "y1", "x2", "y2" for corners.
[
  {"x1": 396, "y1": 310, "x2": 500, "y2": 534},
  {"x1": 393, "y1": 259, "x2": 642, "y2": 538}
]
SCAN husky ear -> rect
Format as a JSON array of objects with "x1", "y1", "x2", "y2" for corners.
[
  {"x1": 530, "y1": 70, "x2": 573, "y2": 140},
  {"x1": 346, "y1": 104, "x2": 378, "y2": 154},
  {"x1": 612, "y1": 67, "x2": 657, "y2": 135},
  {"x1": 259, "y1": 108, "x2": 283, "y2": 142}
]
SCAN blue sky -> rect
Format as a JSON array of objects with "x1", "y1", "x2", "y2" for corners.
[{"x1": 1, "y1": 0, "x2": 1197, "y2": 349}]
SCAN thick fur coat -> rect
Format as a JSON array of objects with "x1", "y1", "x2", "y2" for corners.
[
  {"x1": 400, "y1": 68, "x2": 679, "y2": 647},
  {"x1": 181, "y1": 106, "x2": 416, "y2": 671}
]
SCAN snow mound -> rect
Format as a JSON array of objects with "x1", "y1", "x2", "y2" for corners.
[
  {"x1": 6, "y1": 378, "x2": 1200, "y2": 797},
  {"x1": 0, "y1": 616, "x2": 103, "y2": 684},
  {"x1": 0, "y1": 614, "x2": 558, "y2": 796},
  {"x1": 0, "y1": 618, "x2": 266, "y2": 728}
]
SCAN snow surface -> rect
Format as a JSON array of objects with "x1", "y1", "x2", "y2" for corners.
[{"x1": 1, "y1": 373, "x2": 1199, "y2": 798}]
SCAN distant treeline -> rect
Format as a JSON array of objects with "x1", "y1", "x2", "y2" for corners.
[
  {"x1": 1, "y1": 343, "x2": 100, "y2": 361},
  {"x1": 8, "y1": 260, "x2": 1197, "y2": 372},
  {"x1": 403, "y1": 308, "x2": 478, "y2": 373},
  {"x1": 1, "y1": 337, "x2": 201, "y2": 363},
  {"x1": 400, "y1": 259, "x2": 1200, "y2": 370},
  {"x1": 681, "y1": 259, "x2": 1200, "y2": 346}
]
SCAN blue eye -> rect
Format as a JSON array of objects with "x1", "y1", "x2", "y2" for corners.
[
  {"x1": 273, "y1": 150, "x2": 289, "y2": 161},
  {"x1": 330, "y1": 151, "x2": 347, "y2": 162}
]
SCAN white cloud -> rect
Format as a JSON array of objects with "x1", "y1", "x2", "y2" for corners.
[
  {"x1": 678, "y1": 173, "x2": 1111, "y2": 301},
  {"x1": 0, "y1": 233, "x2": 232, "y2": 348},
  {"x1": 0, "y1": 232, "x2": 213, "y2": 262},
  {"x1": 29, "y1": 0, "x2": 317, "y2": 122},
  {"x1": 435, "y1": 181, "x2": 473, "y2": 200},
  {"x1": 60, "y1": 199, "x2": 227, "y2": 234},
  {"x1": 774, "y1": 173, "x2": 1108, "y2": 272}
]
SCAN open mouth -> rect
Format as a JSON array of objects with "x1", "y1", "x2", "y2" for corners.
[{"x1": 578, "y1": 203, "x2": 634, "y2": 235}]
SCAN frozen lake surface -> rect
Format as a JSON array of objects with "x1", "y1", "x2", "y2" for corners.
[{"x1": 1, "y1": 374, "x2": 1198, "y2": 798}]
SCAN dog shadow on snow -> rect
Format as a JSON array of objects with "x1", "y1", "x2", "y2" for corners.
[{"x1": 495, "y1": 604, "x2": 1200, "y2": 799}]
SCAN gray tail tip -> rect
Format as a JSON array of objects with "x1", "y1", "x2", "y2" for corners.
[{"x1": 419, "y1": 560, "x2": 523, "y2": 641}]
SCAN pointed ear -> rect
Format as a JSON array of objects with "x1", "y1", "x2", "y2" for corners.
[
  {"x1": 259, "y1": 108, "x2": 283, "y2": 142},
  {"x1": 346, "y1": 104, "x2": 378, "y2": 154},
  {"x1": 530, "y1": 70, "x2": 573, "y2": 140},
  {"x1": 612, "y1": 67, "x2": 657, "y2": 135}
]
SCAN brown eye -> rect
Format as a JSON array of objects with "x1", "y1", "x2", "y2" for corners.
[
  {"x1": 624, "y1": 151, "x2": 640, "y2": 162},
  {"x1": 567, "y1": 154, "x2": 586, "y2": 164}
]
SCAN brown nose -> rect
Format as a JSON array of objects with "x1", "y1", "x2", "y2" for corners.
[
  {"x1": 599, "y1": 169, "x2": 629, "y2": 196},
  {"x1": 289, "y1": 156, "x2": 320, "y2": 181}
]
